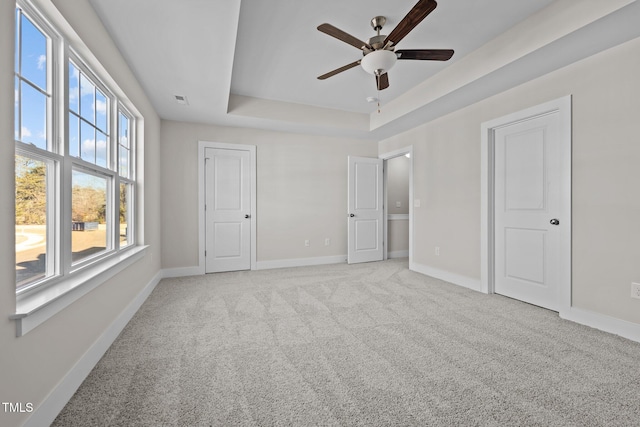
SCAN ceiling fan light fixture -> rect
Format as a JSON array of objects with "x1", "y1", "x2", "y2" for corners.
[
  {"x1": 361, "y1": 49, "x2": 397, "y2": 75},
  {"x1": 317, "y1": 1, "x2": 453, "y2": 91}
]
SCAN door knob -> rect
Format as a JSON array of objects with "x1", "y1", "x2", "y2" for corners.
[
  {"x1": 550, "y1": 218, "x2": 559, "y2": 225},
  {"x1": 245, "y1": 214, "x2": 251, "y2": 219},
  {"x1": 349, "y1": 213, "x2": 355, "y2": 217}
]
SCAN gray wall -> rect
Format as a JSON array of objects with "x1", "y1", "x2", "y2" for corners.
[
  {"x1": 380, "y1": 35, "x2": 640, "y2": 325},
  {"x1": 0, "y1": 1, "x2": 162, "y2": 426},
  {"x1": 160, "y1": 121, "x2": 378, "y2": 267}
]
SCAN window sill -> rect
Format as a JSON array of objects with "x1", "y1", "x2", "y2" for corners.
[{"x1": 10, "y1": 245, "x2": 148, "y2": 337}]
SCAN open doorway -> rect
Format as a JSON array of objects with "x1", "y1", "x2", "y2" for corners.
[{"x1": 380, "y1": 147, "x2": 413, "y2": 262}]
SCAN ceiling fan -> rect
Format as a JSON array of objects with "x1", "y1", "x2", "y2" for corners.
[{"x1": 317, "y1": 0, "x2": 454, "y2": 91}]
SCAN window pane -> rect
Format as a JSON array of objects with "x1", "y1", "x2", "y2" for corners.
[
  {"x1": 69, "y1": 63, "x2": 79, "y2": 114},
  {"x1": 118, "y1": 113, "x2": 130, "y2": 178},
  {"x1": 119, "y1": 183, "x2": 129, "y2": 247},
  {"x1": 119, "y1": 113, "x2": 129, "y2": 148},
  {"x1": 96, "y1": 89, "x2": 107, "y2": 132},
  {"x1": 69, "y1": 113, "x2": 79, "y2": 157},
  {"x1": 119, "y1": 147, "x2": 129, "y2": 179},
  {"x1": 72, "y1": 170, "x2": 107, "y2": 263},
  {"x1": 74, "y1": 70, "x2": 110, "y2": 168},
  {"x1": 80, "y1": 120, "x2": 95, "y2": 163},
  {"x1": 14, "y1": 77, "x2": 19, "y2": 140},
  {"x1": 80, "y1": 73, "x2": 94, "y2": 123},
  {"x1": 20, "y1": 13, "x2": 47, "y2": 91},
  {"x1": 20, "y1": 80, "x2": 47, "y2": 150},
  {"x1": 15, "y1": 155, "x2": 49, "y2": 287},
  {"x1": 96, "y1": 130, "x2": 107, "y2": 168}
]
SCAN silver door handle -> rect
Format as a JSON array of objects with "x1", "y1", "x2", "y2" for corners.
[
  {"x1": 245, "y1": 214, "x2": 251, "y2": 219},
  {"x1": 349, "y1": 213, "x2": 355, "y2": 217},
  {"x1": 550, "y1": 218, "x2": 559, "y2": 225}
]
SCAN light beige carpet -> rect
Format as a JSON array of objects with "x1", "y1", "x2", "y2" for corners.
[{"x1": 54, "y1": 259, "x2": 640, "y2": 426}]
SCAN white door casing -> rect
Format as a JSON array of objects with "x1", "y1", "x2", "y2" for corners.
[
  {"x1": 348, "y1": 156, "x2": 384, "y2": 264},
  {"x1": 494, "y1": 113, "x2": 561, "y2": 311},
  {"x1": 481, "y1": 95, "x2": 572, "y2": 314},
  {"x1": 205, "y1": 147, "x2": 251, "y2": 273}
]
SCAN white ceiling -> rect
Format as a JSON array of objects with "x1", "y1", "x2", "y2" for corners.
[{"x1": 88, "y1": 0, "x2": 640, "y2": 139}]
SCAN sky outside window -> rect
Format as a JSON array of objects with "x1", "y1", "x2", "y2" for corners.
[
  {"x1": 69, "y1": 61, "x2": 110, "y2": 166},
  {"x1": 15, "y1": 10, "x2": 49, "y2": 150},
  {"x1": 118, "y1": 112, "x2": 130, "y2": 178}
]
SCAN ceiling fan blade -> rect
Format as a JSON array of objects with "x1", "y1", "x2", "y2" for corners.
[
  {"x1": 317, "y1": 60, "x2": 361, "y2": 80},
  {"x1": 384, "y1": 0, "x2": 438, "y2": 47},
  {"x1": 376, "y1": 73, "x2": 389, "y2": 90},
  {"x1": 318, "y1": 23, "x2": 372, "y2": 50},
  {"x1": 396, "y1": 49, "x2": 454, "y2": 61}
]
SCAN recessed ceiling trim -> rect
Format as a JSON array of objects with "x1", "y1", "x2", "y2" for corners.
[{"x1": 371, "y1": 0, "x2": 640, "y2": 130}]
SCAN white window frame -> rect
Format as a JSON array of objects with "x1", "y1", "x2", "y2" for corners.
[{"x1": 11, "y1": 0, "x2": 145, "y2": 337}]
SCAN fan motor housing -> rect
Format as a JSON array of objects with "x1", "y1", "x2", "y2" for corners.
[{"x1": 367, "y1": 35, "x2": 389, "y2": 50}]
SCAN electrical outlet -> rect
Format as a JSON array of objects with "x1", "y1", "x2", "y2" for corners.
[
  {"x1": 631, "y1": 283, "x2": 640, "y2": 299},
  {"x1": 435, "y1": 246, "x2": 440, "y2": 256},
  {"x1": 396, "y1": 201, "x2": 401, "y2": 208},
  {"x1": 304, "y1": 239, "x2": 310, "y2": 247},
  {"x1": 325, "y1": 238, "x2": 330, "y2": 246}
]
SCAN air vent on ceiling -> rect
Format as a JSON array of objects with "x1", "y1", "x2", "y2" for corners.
[{"x1": 174, "y1": 95, "x2": 189, "y2": 105}]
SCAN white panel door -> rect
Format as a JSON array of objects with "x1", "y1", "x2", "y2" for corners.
[
  {"x1": 494, "y1": 113, "x2": 561, "y2": 311},
  {"x1": 205, "y1": 148, "x2": 251, "y2": 273},
  {"x1": 348, "y1": 156, "x2": 383, "y2": 264}
]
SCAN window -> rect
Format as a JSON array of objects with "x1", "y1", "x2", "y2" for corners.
[
  {"x1": 68, "y1": 61, "x2": 109, "y2": 167},
  {"x1": 15, "y1": 1, "x2": 138, "y2": 295},
  {"x1": 71, "y1": 168, "x2": 108, "y2": 263},
  {"x1": 14, "y1": 4, "x2": 56, "y2": 290},
  {"x1": 118, "y1": 111, "x2": 134, "y2": 248},
  {"x1": 15, "y1": 153, "x2": 54, "y2": 287},
  {"x1": 14, "y1": 6, "x2": 51, "y2": 150}
]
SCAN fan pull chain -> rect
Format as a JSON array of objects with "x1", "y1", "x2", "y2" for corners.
[{"x1": 377, "y1": 87, "x2": 381, "y2": 114}]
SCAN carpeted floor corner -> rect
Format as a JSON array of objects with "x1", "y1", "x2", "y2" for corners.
[{"x1": 54, "y1": 259, "x2": 640, "y2": 426}]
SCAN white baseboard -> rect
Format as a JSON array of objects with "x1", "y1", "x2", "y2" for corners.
[
  {"x1": 410, "y1": 261, "x2": 482, "y2": 292},
  {"x1": 256, "y1": 255, "x2": 347, "y2": 270},
  {"x1": 24, "y1": 270, "x2": 163, "y2": 427},
  {"x1": 560, "y1": 306, "x2": 640, "y2": 344},
  {"x1": 162, "y1": 266, "x2": 202, "y2": 278},
  {"x1": 163, "y1": 257, "x2": 349, "y2": 277},
  {"x1": 388, "y1": 250, "x2": 409, "y2": 259},
  {"x1": 408, "y1": 262, "x2": 640, "y2": 344}
]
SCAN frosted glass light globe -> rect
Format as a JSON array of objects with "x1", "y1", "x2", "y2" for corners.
[{"x1": 361, "y1": 50, "x2": 397, "y2": 75}]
